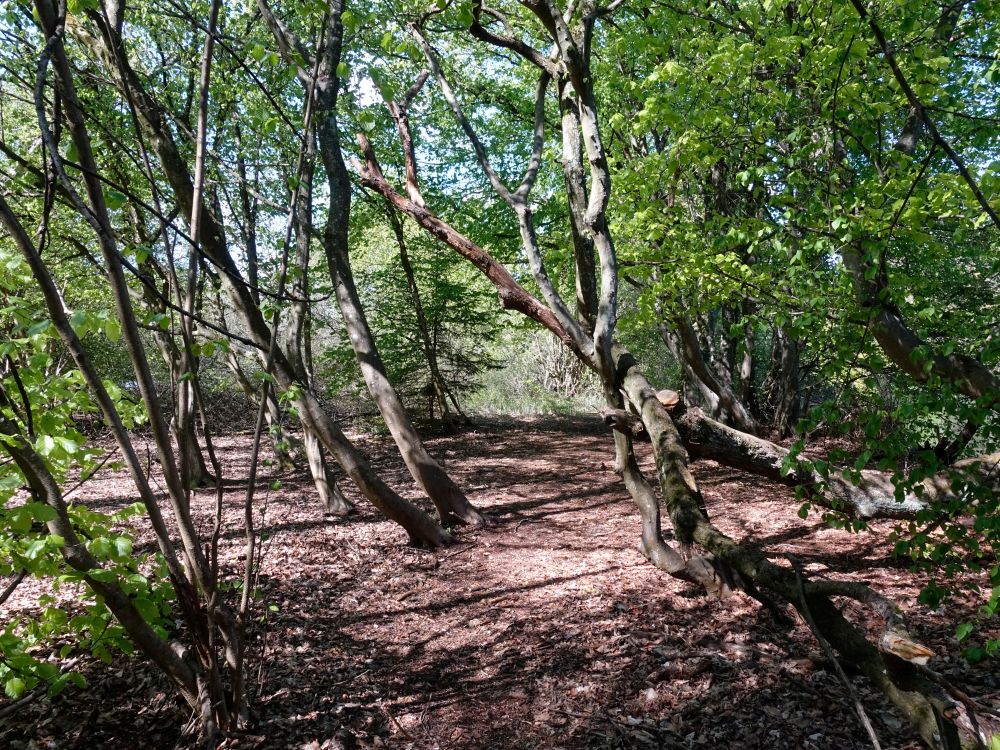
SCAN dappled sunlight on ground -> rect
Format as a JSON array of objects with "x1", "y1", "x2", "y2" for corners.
[{"x1": 2, "y1": 417, "x2": 997, "y2": 749}]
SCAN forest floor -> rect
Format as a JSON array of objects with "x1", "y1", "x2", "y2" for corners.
[{"x1": 2, "y1": 416, "x2": 999, "y2": 750}]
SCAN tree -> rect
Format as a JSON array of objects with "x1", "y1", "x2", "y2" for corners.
[
  {"x1": 355, "y1": 0, "x2": 999, "y2": 745},
  {"x1": 1, "y1": 0, "x2": 997, "y2": 746}
]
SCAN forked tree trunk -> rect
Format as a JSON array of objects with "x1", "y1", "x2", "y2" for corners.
[
  {"x1": 362, "y1": 3, "x2": 993, "y2": 742},
  {"x1": 615, "y1": 347, "x2": 975, "y2": 749},
  {"x1": 357, "y1": 82, "x2": 989, "y2": 750},
  {"x1": 311, "y1": 29, "x2": 483, "y2": 527}
]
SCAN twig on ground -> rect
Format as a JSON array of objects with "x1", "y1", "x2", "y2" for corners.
[
  {"x1": 0, "y1": 686, "x2": 44, "y2": 719},
  {"x1": 380, "y1": 699, "x2": 424, "y2": 746},
  {"x1": 437, "y1": 542, "x2": 476, "y2": 562},
  {"x1": 789, "y1": 554, "x2": 882, "y2": 750}
]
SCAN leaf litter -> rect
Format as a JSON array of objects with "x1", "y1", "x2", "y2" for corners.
[{"x1": 1, "y1": 416, "x2": 997, "y2": 749}]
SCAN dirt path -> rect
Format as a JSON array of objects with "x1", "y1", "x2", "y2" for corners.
[{"x1": 2, "y1": 417, "x2": 997, "y2": 749}]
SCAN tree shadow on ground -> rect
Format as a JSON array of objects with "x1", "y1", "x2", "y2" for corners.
[{"x1": 7, "y1": 417, "x2": 995, "y2": 750}]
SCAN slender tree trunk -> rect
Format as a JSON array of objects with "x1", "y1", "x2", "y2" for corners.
[
  {"x1": 286, "y1": 124, "x2": 353, "y2": 516},
  {"x1": 765, "y1": 327, "x2": 801, "y2": 437},
  {"x1": 303, "y1": 426, "x2": 351, "y2": 515},
  {"x1": 311, "y1": 23, "x2": 484, "y2": 526},
  {"x1": 670, "y1": 315, "x2": 763, "y2": 435},
  {"x1": 659, "y1": 321, "x2": 722, "y2": 414},
  {"x1": 557, "y1": 77, "x2": 598, "y2": 331},
  {"x1": 147, "y1": 285, "x2": 214, "y2": 488},
  {"x1": 174, "y1": 372, "x2": 214, "y2": 488},
  {"x1": 386, "y1": 205, "x2": 467, "y2": 429}
]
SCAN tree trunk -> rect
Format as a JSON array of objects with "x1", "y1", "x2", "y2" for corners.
[
  {"x1": 303, "y1": 425, "x2": 352, "y2": 515},
  {"x1": 764, "y1": 327, "x2": 801, "y2": 437},
  {"x1": 622, "y1": 402, "x2": 996, "y2": 521},
  {"x1": 312, "y1": 39, "x2": 484, "y2": 527},
  {"x1": 0, "y1": 411, "x2": 201, "y2": 711},
  {"x1": 386, "y1": 205, "x2": 468, "y2": 430},
  {"x1": 615, "y1": 346, "x2": 968, "y2": 750},
  {"x1": 82, "y1": 20, "x2": 451, "y2": 547},
  {"x1": 670, "y1": 315, "x2": 763, "y2": 435},
  {"x1": 174, "y1": 375, "x2": 214, "y2": 489},
  {"x1": 659, "y1": 321, "x2": 722, "y2": 414}
]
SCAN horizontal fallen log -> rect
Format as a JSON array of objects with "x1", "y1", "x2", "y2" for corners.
[
  {"x1": 600, "y1": 403, "x2": 998, "y2": 521},
  {"x1": 674, "y1": 407, "x2": 998, "y2": 521}
]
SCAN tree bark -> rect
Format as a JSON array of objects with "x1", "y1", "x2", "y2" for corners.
[
  {"x1": 601, "y1": 401, "x2": 996, "y2": 521},
  {"x1": 81, "y1": 15, "x2": 450, "y2": 547},
  {"x1": 299, "y1": 2, "x2": 484, "y2": 527},
  {"x1": 283, "y1": 121, "x2": 353, "y2": 516},
  {"x1": 673, "y1": 406, "x2": 933, "y2": 519}
]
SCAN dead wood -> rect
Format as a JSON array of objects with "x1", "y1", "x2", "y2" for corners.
[{"x1": 671, "y1": 407, "x2": 997, "y2": 521}]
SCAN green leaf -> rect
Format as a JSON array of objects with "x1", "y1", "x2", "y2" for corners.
[
  {"x1": 4, "y1": 676, "x2": 26, "y2": 699},
  {"x1": 37, "y1": 434, "x2": 56, "y2": 456},
  {"x1": 24, "y1": 538, "x2": 48, "y2": 560},
  {"x1": 28, "y1": 502, "x2": 57, "y2": 523},
  {"x1": 27, "y1": 320, "x2": 51, "y2": 337},
  {"x1": 103, "y1": 190, "x2": 127, "y2": 210},
  {"x1": 956, "y1": 622, "x2": 974, "y2": 641},
  {"x1": 9, "y1": 507, "x2": 33, "y2": 534},
  {"x1": 113, "y1": 536, "x2": 133, "y2": 558}
]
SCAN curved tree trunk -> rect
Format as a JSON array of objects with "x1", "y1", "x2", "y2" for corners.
[
  {"x1": 670, "y1": 315, "x2": 763, "y2": 435},
  {"x1": 311, "y1": 24, "x2": 484, "y2": 527},
  {"x1": 81, "y1": 18, "x2": 449, "y2": 547},
  {"x1": 302, "y1": 426, "x2": 352, "y2": 515},
  {"x1": 615, "y1": 347, "x2": 970, "y2": 749},
  {"x1": 603, "y1": 400, "x2": 995, "y2": 521}
]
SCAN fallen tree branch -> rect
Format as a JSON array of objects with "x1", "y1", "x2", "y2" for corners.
[{"x1": 790, "y1": 555, "x2": 883, "y2": 750}]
